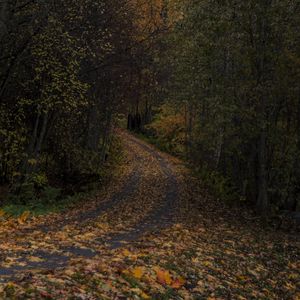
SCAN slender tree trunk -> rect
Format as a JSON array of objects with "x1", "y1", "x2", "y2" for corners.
[
  {"x1": 257, "y1": 128, "x2": 269, "y2": 214},
  {"x1": 184, "y1": 102, "x2": 188, "y2": 159},
  {"x1": 255, "y1": 1, "x2": 270, "y2": 216},
  {"x1": 31, "y1": 112, "x2": 48, "y2": 173},
  {"x1": 215, "y1": 129, "x2": 224, "y2": 170},
  {"x1": 101, "y1": 111, "x2": 112, "y2": 163},
  {"x1": 34, "y1": 112, "x2": 48, "y2": 158},
  {"x1": 29, "y1": 111, "x2": 41, "y2": 155},
  {"x1": 20, "y1": 111, "x2": 40, "y2": 175}
]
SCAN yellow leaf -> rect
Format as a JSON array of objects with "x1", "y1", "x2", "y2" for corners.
[
  {"x1": 0, "y1": 209, "x2": 6, "y2": 218},
  {"x1": 132, "y1": 267, "x2": 144, "y2": 279},
  {"x1": 122, "y1": 269, "x2": 130, "y2": 276},
  {"x1": 237, "y1": 275, "x2": 248, "y2": 281},
  {"x1": 203, "y1": 260, "x2": 213, "y2": 267},
  {"x1": 6, "y1": 282, "x2": 15, "y2": 289},
  {"x1": 141, "y1": 292, "x2": 150, "y2": 299},
  {"x1": 123, "y1": 249, "x2": 131, "y2": 256},
  {"x1": 65, "y1": 269, "x2": 76, "y2": 277},
  {"x1": 285, "y1": 282, "x2": 296, "y2": 290},
  {"x1": 80, "y1": 232, "x2": 96, "y2": 240},
  {"x1": 28, "y1": 256, "x2": 44, "y2": 263},
  {"x1": 130, "y1": 288, "x2": 150, "y2": 299},
  {"x1": 18, "y1": 211, "x2": 30, "y2": 224},
  {"x1": 288, "y1": 273, "x2": 299, "y2": 280}
]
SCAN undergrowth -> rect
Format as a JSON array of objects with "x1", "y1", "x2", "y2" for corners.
[{"x1": 0, "y1": 136, "x2": 124, "y2": 217}]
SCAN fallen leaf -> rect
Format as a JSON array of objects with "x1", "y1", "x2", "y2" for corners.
[
  {"x1": 132, "y1": 267, "x2": 144, "y2": 279},
  {"x1": 155, "y1": 268, "x2": 172, "y2": 285},
  {"x1": 141, "y1": 292, "x2": 150, "y2": 299},
  {"x1": 123, "y1": 249, "x2": 131, "y2": 256},
  {"x1": 171, "y1": 276, "x2": 185, "y2": 289},
  {"x1": 18, "y1": 211, "x2": 30, "y2": 224},
  {"x1": 0, "y1": 209, "x2": 6, "y2": 218},
  {"x1": 28, "y1": 256, "x2": 44, "y2": 263}
]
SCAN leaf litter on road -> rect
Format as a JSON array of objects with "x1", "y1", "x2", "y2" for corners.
[{"x1": 0, "y1": 133, "x2": 299, "y2": 299}]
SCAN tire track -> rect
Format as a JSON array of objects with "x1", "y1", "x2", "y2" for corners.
[
  {"x1": 105, "y1": 134, "x2": 179, "y2": 248},
  {"x1": 0, "y1": 132, "x2": 180, "y2": 281}
]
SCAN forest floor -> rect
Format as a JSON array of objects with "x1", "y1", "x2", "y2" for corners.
[{"x1": 0, "y1": 131, "x2": 299, "y2": 299}]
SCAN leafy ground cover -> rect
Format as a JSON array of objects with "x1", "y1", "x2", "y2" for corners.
[{"x1": 0, "y1": 132, "x2": 299, "y2": 299}]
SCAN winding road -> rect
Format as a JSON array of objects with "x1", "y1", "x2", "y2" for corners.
[{"x1": 0, "y1": 131, "x2": 181, "y2": 281}]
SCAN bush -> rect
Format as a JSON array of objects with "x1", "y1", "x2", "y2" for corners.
[{"x1": 40, "y1": 186, "x2": 61, "y2": 204}]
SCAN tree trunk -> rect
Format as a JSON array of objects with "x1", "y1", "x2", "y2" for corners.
[
  {"x1": 101, "y1": 110, "x2": 112, "y2": 163},
  {"x1": 255, "y1": 0, "x2": 271, "y2": 216},
  {"x1": 257, "y1": 128, "x2": 269, "y2": 215},
  {"x1": 30, "y1": 112, "x2": 48, "y2": 173}
]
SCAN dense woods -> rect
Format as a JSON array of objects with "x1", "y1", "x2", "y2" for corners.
[
  {"x1": 0, "y1": 0, "x2": 159, "y2": 202},
  {"x1": 0, "y1": 1, "x2": 299, "y2": 299},
  {"x1": 0, "y1": 0, "x2": 299, "y2": 217},
  {"x1": 144, "y1": 0, "x2": 300, "y2": 216}
]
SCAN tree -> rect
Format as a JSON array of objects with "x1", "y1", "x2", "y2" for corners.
[
  {"x1": 157, "y1": 0, "x2": 300, "y2": 215},
  {"x1": 0, "y1": 0, "x2": 143, "y2": 198}
]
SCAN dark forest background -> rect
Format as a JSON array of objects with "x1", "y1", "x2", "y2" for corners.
[{"x1": 0, "y1": 0, "x2": 299, "y2": 217}]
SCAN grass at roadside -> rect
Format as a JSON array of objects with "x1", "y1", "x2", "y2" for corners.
[{"x1": 0, "y1": 192, "x2": 91, "y2": 217}]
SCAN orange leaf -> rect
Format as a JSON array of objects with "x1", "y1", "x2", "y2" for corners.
[
  {"x1": 0, "y1": 209, "x2": 6, "y2": 218},
  {"x1": 171, "y1": 276, "x2": 185, "y2": 289},
  {"x1": 156, "y1": 269, "x2": 172, "y2": 285},
  {"x1": 18, "y1": 211, "x2": 30, "y2": 224}
]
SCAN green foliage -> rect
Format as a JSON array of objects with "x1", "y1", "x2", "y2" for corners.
[
  {"x1": 40, "y1": 186, "x2": 61, "y2": 204},
  {"x1": 153, "y1": 0, "x2": 300, "y2": 214},
  {"x1": 28, "y1": 173, "x2": 48, "y2": 190},
  {"x1": 2, "y1": 190, "x2": 87, "y2": 217},
  {"x1": 0, "y1": 0, "x2": 136, "y2": 207},
  {"x1": 145, "y1": 104, "x2": 186, "y2": 156},
  {"x1": 156, "y1": 288, "x2": 177, "y2": 300},
  {"x1": 194, "y1": 167, "x2": 239, "y2": 205}
]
